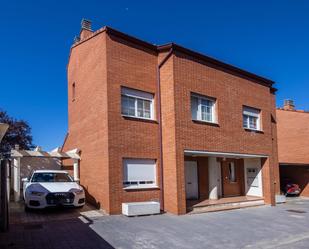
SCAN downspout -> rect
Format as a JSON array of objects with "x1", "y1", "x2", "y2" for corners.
[{"x1": 157, "y1": 48, "x2": 173, "y2": 212}]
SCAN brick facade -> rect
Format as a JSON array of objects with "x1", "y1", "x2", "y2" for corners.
[
  {"x1": 63, "y1": 23, "x2": 279, "y2": 215},
  {"x1": 277, "y1": 109, "x2": 309, "y2": 164},
  {"x1": 277, "y1": 108, "x2": 309, "y2": 197}
]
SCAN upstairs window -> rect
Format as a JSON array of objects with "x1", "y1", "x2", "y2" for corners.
[
  {"x1": 123, "y1": 159, "x2": 157, "y2": 189},
  {"x1": 191, "y1": 93, "x2": 216, "y2": 123},
  {"x1": 243, "y1": 106, "x2": 261, "y2": 130},
  {"x1": 121, "y1": 87, "x2": 154, "y2": 120}
]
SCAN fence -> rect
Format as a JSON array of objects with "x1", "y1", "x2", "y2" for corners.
[{"x1": 0, "y1": 159, "x2": 9, "y2": 232}]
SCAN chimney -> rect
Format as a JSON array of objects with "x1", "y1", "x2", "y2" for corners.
[
  {"x1": 283, "y1": 99, "x2": 295, "y2": 111},
  {"x1": 80, "y1": 19, "x2": 93, "y2": 40}
]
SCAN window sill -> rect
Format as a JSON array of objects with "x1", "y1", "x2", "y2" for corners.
[
  {"x1": 244, "y1": 128, "x2": 264, "y2": 134},
  {"x1": 192, "y1": 119, "x2": 220, "y2": 127},
  {"x1": 123, "y1": 186, "x2": 159, "y2": 191},
  {"x1": 121, "y1": 115, "x2": 158, "y2": 124},
  {"x1": 122, "y1": 115, "x2": 158, "y2": 124}
]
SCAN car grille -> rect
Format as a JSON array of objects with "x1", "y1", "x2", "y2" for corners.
[{"x1": 46, "y1": 192, "x2": 74, "y2": 205}]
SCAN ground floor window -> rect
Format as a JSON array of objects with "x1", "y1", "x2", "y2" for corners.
[
  {"x1": 123, "y1": 159, "x2": 157, "y2": 189},
  {"x1": 228, "y1": 162, "x2": 236, "y2": 182}
]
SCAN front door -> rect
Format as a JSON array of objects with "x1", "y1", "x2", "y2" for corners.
[
  {"x1": 185, "y1": 161, "x2": 198, "y2": 199},
  {"x1": 221, "y1": 160, "x2": 244, "y2": 197}
]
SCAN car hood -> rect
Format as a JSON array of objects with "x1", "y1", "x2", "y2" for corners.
[{"x1": 27, "y1": 182, "x2": 83, "y2": 193}]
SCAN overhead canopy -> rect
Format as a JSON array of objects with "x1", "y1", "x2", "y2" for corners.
[
  {"x1": 11, "y1": 147, "x2": 80, "y2": 160},
  {"x1": 0, "y1": 123, "x2": 9, "y2": 142},
  {"x1": 184, "y1": 149, "x2": 268, "y2": 159}
]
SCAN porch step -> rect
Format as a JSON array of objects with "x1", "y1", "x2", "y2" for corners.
[{"x1": 188, "y1": 199, "x2": 265, "y2": 214}]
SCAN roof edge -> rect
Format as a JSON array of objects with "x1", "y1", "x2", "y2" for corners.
[
  {"x1": 70, "y1": 25, "x2": 275, "y2": 88},
  {"x1": 276, "y1": 108, "x2": 309, "y2": 114},
  {"x1": 158, "y1": 43, "x2": 274, "y2": 87}
]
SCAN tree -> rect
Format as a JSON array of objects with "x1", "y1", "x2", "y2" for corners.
[{"x1": 0, "y1": 109, "x2": 34, "y2": 155}]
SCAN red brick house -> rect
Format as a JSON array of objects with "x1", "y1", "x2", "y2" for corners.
[
  {"x1": 277, "y1": 100, "x2": 309, "y2": 197},
  {"x1": 62, "y1": 20, "x2": 280, "y2": 215}
]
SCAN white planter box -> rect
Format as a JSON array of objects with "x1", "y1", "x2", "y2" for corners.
[
  {"x1": 276, "y1": 195, "x2": 286, "y2": 204},
  {"x1": 122, "y1": 201, "x2": 160, "y2": 216}
]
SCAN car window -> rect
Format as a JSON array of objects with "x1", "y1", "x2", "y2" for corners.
[{"x1": 31, "y1": 173, "x2": 73, "y2": 183}]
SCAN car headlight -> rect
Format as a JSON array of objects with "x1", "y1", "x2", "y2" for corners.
[{"x1": 30, "y1": 191, "x2": 45, "y2": 196}]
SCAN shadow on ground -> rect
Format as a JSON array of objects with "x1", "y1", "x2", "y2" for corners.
[{"x1": 0, "y1": 202, "x2": 114, "y2": 249}]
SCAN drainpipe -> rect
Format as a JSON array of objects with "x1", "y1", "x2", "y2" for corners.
[{"x1": 157, "y1": 48, "x2": 173, "y2": 212}]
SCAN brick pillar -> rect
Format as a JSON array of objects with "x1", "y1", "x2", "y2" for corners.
[{"x1": 261, "y1": 157, "x2": 275, "y2": 205}]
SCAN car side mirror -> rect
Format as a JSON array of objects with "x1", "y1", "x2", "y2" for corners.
[{"x1": 22, "y1": 177, "x2": 29, "y2": 182}]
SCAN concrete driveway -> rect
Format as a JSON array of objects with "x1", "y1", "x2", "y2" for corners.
[
  {"x1": 1, "y1": 198, "x2": 309, "y2": 249},
  {"x1": 89, "y1": 197, "x2": 309, "y2": 249}
]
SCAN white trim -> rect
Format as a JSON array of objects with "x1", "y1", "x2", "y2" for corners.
[
  {"x1": 121, "y1": 87, "x2": 153, "y2": 100},
  {"x1": 184, "y1": 150, "x2": 268, "y2": 158},
  {"x1": 121, "y1": 114, "x2": 154, "y2": 121},
  {"x1": 123, "y1": 185, "x2": 158, "y2": 190}
]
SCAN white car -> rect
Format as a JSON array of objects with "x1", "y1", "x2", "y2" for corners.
[{"x1": 22, "y1": 170, "x2": 85, "y2": 209}]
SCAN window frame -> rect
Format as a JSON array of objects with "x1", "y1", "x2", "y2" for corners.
[
  {"x1": 191, "y1": 93, "x2": 217, "y2": 124},
  {"x1": 72, "y1": 82, "x2": 76, "y2": 102},
  {"x1": 243, "y1": 106, "x2": 261, "y2": 131},
  {"x1": 121, "y1": 87, "x2": 155, "y2": 121},
  {"x1": 122, "y1": 158, "x2": 158, "y2": 190},
  {"x1": 228, "y1": 162, "x2": 237, "y2": 183}
]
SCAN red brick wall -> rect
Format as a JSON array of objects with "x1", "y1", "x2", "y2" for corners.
[
  {"x1": 63, "y1": 32, "x2": 111, "y2": 211},
  {"x1": 63, "y1": 28, "x2": 278, "y2": 215},
  {"x1": 105, "y1": 34, "x2": 161, "y2": 214},
  {"x1": 171, "y1": 51, "x2": 278, "y2": 210},
  {"x1": 277, "y1": 109, "x2": 309, "y2": 164}
]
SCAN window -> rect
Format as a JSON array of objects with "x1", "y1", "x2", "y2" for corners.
[
  {"x1": 191, "y1": 94, "x2": 216, "y2": 123},
  {"x1": 72, "y1": 82, "x2": 76, "y2": 101},
  {"x1": 123, "y1": 159, "x2": 157, "y2": 189},
  {"x1": 121, "y1": 87, "x2": 154, "y2": 120},
  {"x1": 243, "y1": 106, "x2": 261, "y2": 130},
  {"x1": 31, "y1": 173, "x2": 73, "y2": 183},
  {"x1": 228, "y1": 162, "x2": 236, "y2": 182}
]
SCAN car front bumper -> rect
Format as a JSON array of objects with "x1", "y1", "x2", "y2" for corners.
[{"x1": 25, "y1": 192, "x2": 85, "y2": 209}]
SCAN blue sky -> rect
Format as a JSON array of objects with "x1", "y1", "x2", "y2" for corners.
[{"x1": 0, "y1": 1, "x2": 308, "y2": 150}]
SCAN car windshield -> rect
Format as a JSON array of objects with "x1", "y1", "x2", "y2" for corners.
[{"x1": 31, "y1": 172, "x2": 73, "y2": 183}]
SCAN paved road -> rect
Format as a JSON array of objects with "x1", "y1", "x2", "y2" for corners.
[
  {"x1": 90, "y1": 197, "x2": 309, "y2": 249},
  {"x1": 1, "y1": 198, "x2": 309, "y2": 249}
]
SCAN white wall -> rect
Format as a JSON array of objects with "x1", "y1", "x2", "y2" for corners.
[
  {"x1": 208, "y1": 157, "x2": 221, "y2": 199},
  {"x1": 244, "y1": 158, "x2": 263, "y2": 197}
]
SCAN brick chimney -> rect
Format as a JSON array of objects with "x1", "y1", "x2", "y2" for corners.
[
  {"x1": 283, "y1": 99, "x2": 295, "y2": 111},
  {"x1": 80, "y1": 19, "x2": 93, "y2": 40}
]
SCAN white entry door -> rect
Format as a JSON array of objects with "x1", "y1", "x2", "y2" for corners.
[
  {"x1": 244, "y1": 158, "x2": 263, "y2": 197},
  {"x1": 185, "y1": 161, "x2": 198, "y2": 199}
]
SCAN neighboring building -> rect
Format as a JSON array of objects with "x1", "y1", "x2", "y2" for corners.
[
  {"x1": 62, "y1": 20, "x2": 280, "y2": 215},
  {"x1": 277, "y1": 100, "x2": 309, "y2": 197}
]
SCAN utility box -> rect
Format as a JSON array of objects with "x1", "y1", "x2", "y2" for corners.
[
  {"x1": 122, "y1": 201, "x2": 160, "y2": 216},
  {"x1": 275, "y1": 195, "x2": 286, "y2": 204}
]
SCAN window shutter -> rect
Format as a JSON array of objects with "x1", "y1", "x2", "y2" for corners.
[
  {"x1": 123, "y1": 159, "x2": 156, "y2": 183},
  {"x1": 243, "y1": 107, "x2": 260, "y2": 117}
]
